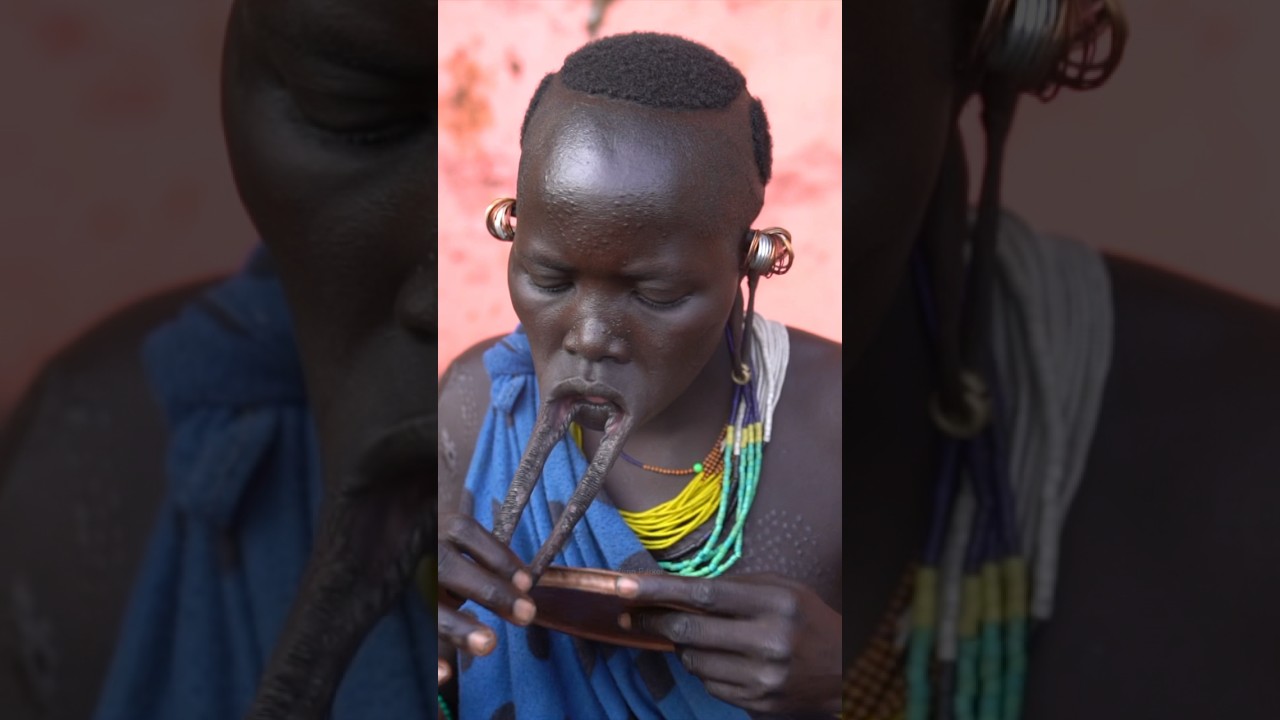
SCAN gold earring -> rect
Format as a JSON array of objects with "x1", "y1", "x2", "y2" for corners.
[
  {"x1": 485, "y1": 198, "x2": 517, "y2": 241},
  {"x1": 742, "y1": 227, "x2": 795, "y2": 277}
]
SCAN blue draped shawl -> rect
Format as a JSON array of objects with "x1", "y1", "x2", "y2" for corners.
[
  {"x1": 457, "y1": 328, "x2": 748, "y2": 720},
  {"x1": 92, "y1": 248, "x2": 437, "y2": 719}
]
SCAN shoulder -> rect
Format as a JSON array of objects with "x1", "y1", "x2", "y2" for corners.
[
  {"x1": 1029, "y1": 255, "x2": 1280, "y2": 714},
  {"x1": 780, "y1": 326, "x2": 842, "y2": 435},
  {"x1": 0, "y1": 278, "x2": 220, "y2": 718},
  {"x1": 437, "y1": 335, "x2": 505, "y2": 514},
  {"x1": 1096, "y1": 253, "x2": 1280, "y2": 473},
  {"x1": 1087, "y1": 252, "x2": 1280, "y2": 548}
]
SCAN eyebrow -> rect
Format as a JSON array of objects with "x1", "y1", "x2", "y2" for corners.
[
  {"x1": 521, "y1": 249, "x2": 684, "y2": 283},
  {"x1": 259, "y1": 8, "x2": 429, "y2": 81}
]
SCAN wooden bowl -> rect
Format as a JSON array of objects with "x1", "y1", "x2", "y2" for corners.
[{"x1": 528, "y1": 566, "x2": 701, "y2": 652}]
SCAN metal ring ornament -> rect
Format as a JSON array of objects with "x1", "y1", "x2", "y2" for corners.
[
  {"x1": 744, "y1": 227, "x2": 795, "y2": 278},
  {"x1": 988, "y1": 0, "x2": 1060, "y2": 88},
  {"x1": 485, "y1": 197, "x2": 517, "y2": 242},
  {"x1": 929, "y1": 370, "x2": 993, "y2": 439},
  {"x1": 976, "y1": 0, "x2": 1128, "y2": 98}
]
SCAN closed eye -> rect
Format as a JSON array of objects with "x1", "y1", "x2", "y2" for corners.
[
  {"x1": 283, "y1": 75, "x2": 428, "y2": 148},
  {"x1": 634, "y1": 292, "x2": 690, "y2": 310},
  {"x1": 528, "y1": 277, "x2": 571, "y2": 295}
]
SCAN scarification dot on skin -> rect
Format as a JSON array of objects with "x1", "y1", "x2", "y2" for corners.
[
  {"x1": 440, "y1": 426, "x2": 457, "y2": 471},
  {"x1": 733, "y1": 508, "x2": 822, "y2": 581}
]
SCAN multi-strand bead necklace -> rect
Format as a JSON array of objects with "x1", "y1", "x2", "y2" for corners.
[
  {"x1": 844, "y1": 248, "x2": 1036, "y2": 720},
  {"x1": 573, "y1": 323, "x2": 767, "y2": 579}
]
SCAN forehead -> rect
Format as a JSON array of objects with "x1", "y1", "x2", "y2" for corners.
[
  {"x1": 239, "y1": 0, "x2": 431, "y2": 76},
  {"x1": 519, "y1": 80, "x2": 762, "y2": 226}
]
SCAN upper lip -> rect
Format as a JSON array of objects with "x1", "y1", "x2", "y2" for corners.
[
  {"x1": 352, "y1": 413, "x2": 436, "y2": 489},
  {"x1": 549, "y1": 378, "x2": 626, "y2": 410}
]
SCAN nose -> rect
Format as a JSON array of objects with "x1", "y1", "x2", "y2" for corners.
[
  {"x1": 563, "y1": 311, "x2": 629, "y2": 364},
  {"x1": 396, "y1": 263, "x2": 436, "y2": 341}
]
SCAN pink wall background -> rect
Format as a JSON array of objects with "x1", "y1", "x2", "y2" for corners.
[
  {"x1": 436, "y1": 0, "x2": 844, "y2": 373},
  {"x1": 2, "y1": 0, "x2": 1279, "y2": 422},
  {"x1": 0, "y1": 0, "x2": 257, "y2": 420}
]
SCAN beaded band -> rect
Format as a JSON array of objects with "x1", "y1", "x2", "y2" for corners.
[{"x1": 437, "y1": 693, "x2": 454, "y2": 720}]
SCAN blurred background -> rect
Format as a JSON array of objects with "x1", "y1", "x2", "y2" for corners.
[{"x1": 2, "y1": 0, "x2": 1279, "y2": 428}]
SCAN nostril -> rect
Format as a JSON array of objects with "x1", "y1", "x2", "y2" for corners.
[{"x1": 397, "y1": 265, "x2": 436, "y2": 339}]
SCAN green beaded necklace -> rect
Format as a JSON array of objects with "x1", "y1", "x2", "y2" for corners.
[{"x1": 574, "y1": 324, "x2": 766, "y2": 578}]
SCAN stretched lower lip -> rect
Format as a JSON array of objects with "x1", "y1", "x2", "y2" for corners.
[{"x1": 550, "y1": 378, "x2": 625, "y2": 411}]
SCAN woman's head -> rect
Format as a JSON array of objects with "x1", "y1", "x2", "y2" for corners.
[
  {"x1": 220, "y1": 0, "x2": 436, "y2": 485},
  {"x1": 505, "y1": 33, "x2": 770, "y2": 430}
]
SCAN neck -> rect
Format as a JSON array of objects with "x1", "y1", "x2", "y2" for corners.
[{"x1": 577, "y1": 316, "x2": 741, "y2": 511}]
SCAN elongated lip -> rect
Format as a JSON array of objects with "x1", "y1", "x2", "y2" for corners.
[
  {"x1": 351, "y1": 413, "x2": 436, "y2": 489},
  {"x1": 548, "y1": 378, "x2": 626, "y2": 411}
]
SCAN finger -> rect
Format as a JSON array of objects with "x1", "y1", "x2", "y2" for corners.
[
  {"x1": 438, "y1": 542, "x2": 537, "y2": 625},
  {"x1": 676, "y1": 648, "x2": 787, "y2": 696},
  {"x1": 439, "y1": 514, "x2": 533, "y2": 591},
  {"x1": 438, "y1": 605, "x2": 497, "y2": 656},
  {"x1": 615, "y1": 574, "x2": 783, "y2": 616},
  {"x1": 438, "y1": 659, "x2": 452, "y2": 685},
  {"x1": 625, "y1": 612, "x2": 787, "y2": 658},
  {"x1": 701, "y1": 678, "x2": 770, "y2": 712}
]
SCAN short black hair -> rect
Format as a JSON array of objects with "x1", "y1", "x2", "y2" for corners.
[{"x1": 519, "y1": 32, "x2": 773, "y2": 185}]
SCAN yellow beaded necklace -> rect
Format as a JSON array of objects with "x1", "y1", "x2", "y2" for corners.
[{"x1": 569, "y1": 423, "x2": 727, "y2": 552}]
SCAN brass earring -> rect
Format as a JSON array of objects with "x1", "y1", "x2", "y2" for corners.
[
  {"x1": 975, "y1": 0, "x2": 1128, "y2": 98},
  {"x1": 485, "y1": 198, "x2": 517, "y2": 241},
  {"x1": 742, "y1": 227, "x2": 795, "y2": 277}
]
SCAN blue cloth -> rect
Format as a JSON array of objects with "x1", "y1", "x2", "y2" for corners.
[
  {"x1": 459, "y1": 328, "x2": 748, "y2": 720},
  {"x1": 93, "y1": 248, "x2": 437, "y2": 720}
]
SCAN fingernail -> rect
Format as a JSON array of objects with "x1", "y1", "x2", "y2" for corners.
[
  {"x1": 615, "y1": 577, "x2": 638, "y2": 597},
  {"x1": 513, "y1": 570, "x2": 532, "y2": 592},
  {"x1": 468, "y1": 630, "x2": 495, "y2": 655},
  {"x1": 438, "y1": 659, "x2": 452, "y2": 685},
  {"x1": 617, "y1": 612, "x2": 631, "y2": 630},
  {"x1": 513, "y1": 598, "x2": 536, "y2": 625}
]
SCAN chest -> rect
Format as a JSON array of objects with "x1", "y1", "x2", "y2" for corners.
[{"x1": 722, "y1": 443, "x2": 843, "y2": 608}]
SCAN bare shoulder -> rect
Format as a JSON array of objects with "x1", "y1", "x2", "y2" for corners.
[
  {"x1": 1086, "y1": 252, "x2": 1280, "y2": 558},
  {"x1": 437, "y1": 336, "x2": 504, "y2": 515},
  {"x1": 1089, "y1": 253, "x2": 1280, "y2": 489},
  {"x1": 781, "y1": 327, "x2": 843, "y2": 439},
  {"x1": 1026, "y1": 254, "x2": 1280, "y2": 718},
  {"x1": 768, "y1": 326, "x2": 843, "y2": 487}
]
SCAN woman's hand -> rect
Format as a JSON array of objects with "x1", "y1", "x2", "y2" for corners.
[
  {"x1": 436, "y1": 513, "x2": 537, "y2": 670},
  {"x1": 618, "y1": 573, "x2": 842, "y2": 716}
]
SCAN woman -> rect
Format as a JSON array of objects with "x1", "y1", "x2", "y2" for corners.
[{"x1": 436, "y1": 31, "x2": 843, "y2": 720}]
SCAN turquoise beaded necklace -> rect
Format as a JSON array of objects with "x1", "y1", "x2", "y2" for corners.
[{"x1": 644, "y1": 323, "x2": 763, "y2": 578}]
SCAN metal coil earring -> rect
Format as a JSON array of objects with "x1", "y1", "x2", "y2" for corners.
[
  {"x1": 743, "y1": 227, "x2": 795, "y2": 277},
  {"x1": 485, "y1": 197, "x2": 517, "y2": 241},
  {"x1": 975, "y1": 0, "x2": 1128, "y2": 98}
]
